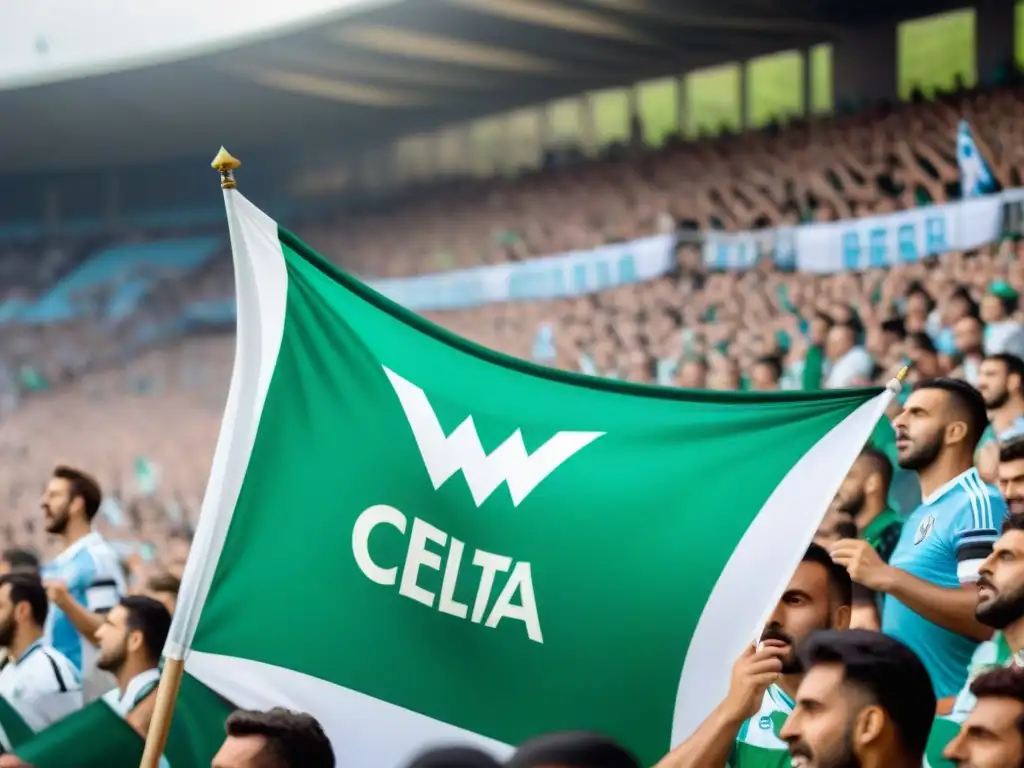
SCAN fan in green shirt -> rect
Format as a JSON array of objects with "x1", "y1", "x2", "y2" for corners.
[
  {"x1": 653, "y1": 545, "x2": 852, "y2": 768},
  {"x1": 862, "y1": 507, "x2": 903, "y2": 564},
  {"x1": 834, "y1": 446, "x2": 903, "y2": 563}
]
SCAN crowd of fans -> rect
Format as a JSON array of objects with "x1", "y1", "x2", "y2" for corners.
[{"x1": 1, "y1": 81, "x2": 1024, "y2": 765}]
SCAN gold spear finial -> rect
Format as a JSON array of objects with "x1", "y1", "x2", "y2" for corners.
[
  {"x1": 211, "y1": 147, "x2": 241, "y2": 189},
  {"x1": 896, "y1": 365, "x2": 910, "y2": 383}
]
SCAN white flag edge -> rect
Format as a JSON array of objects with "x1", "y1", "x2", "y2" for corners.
[
  {"x1": 670, "y1": 387, "x2": 896, "y2": 745},
  {"x1": 165, "y1": 191, "x2": 289, "y2": 658}
]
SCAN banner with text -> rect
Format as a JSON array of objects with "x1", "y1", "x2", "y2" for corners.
[
  {"x1": 703, "y1": 188, "x2": 1024, "y2": 274},
  {"x1": 794, "y1": 192, "x2": 1018, "y2": 273},
  {"x1": 370, "y1": 233, "x2": 675, "y2": 311},
  {"x1": 702, "y1": 228, "x2": 797, "y2": 271}
]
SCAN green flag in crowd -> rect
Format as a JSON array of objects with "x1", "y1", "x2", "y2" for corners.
[
  {"x1": 143, "y1": 189, "x2": 898, "y2": 767},
  {"x1": 134, "y1": 456, "x2": 160, "y2": 496},
  {"x1": 15, "y1": 697, "x2": 141, "y2": 767},
  {"x1": 0, "y1": 695, "x2": 38, "y2": 753},
  {"x1": 13, "y1": 673, "x2": 232, "y2": 767}
]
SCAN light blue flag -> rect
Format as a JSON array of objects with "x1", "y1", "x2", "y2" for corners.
[
  {"x1": 531, "y1": 323, "x2": 557, "y2": 363},
  {"x1": 656, "y1": 357, "x2": 678, "y2": 386},
  {"x1": 578, "y1": 353, "x2": 598, "y2": 376},
  {"x1": 957, "y1": 119, "x2": 997, "y2": 198}
]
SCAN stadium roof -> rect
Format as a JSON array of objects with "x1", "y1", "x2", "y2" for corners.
[{"x1": 0, "y1": 0, "x2": 967, "y2": 174}]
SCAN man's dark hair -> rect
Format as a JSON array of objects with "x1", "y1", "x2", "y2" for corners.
[
  {"x1": 224, "y1": 708, "x2": 334, "y2": 768},
  {"x1": 52, "y1": 466, "x2": 102, "y2": 522},
  {"x1": 951, "y1": 285, "x2": 979, "y2": 316},
  {"x1": 833, "y1": 320, "x2": 860, "y2": 341},
  {"x1": 802, "y1": 543, "x2": 853, "y2": 607},
  {"x1": 907, "y1": 281, "x2": 936, "y2": 312},
  {"x1": 913, "y1": 378, "x2": 990, "y2": 449},
  {"x1": 985, "y1": 353, "x2": 1024, "y2": 389},
  {"x1": 851, "y1": 582, "x2": 878, "y2": 607},
  {"x1": 405, "y1": 747, "x2": 503, "y2": 768},
  {"x1": 754, "y1": 355, "x2": 783, "y2": 382},
  {"x1": 146, "y1": 571, "x2": 180, "y2": 596},
  {"x1": 906, "y1": 331, "x2": 937, "y2": 355},
  {"x1": 508, "y1": 731, "x2": 640, "y2": 768},
  {"x1": 1002, "y1": 436, "x2": 1024, "y2": 464},
  {"x1": 120, "y1": 596, "x2": 171, "y2": 664},
  {"x1": 833, "y1": 520, "x2": 859, "y2": 540},
  {"x1": 858, "y1": 446, "x2": 894, "y2": 496},
  {"x1": 1, "y1": 548, "x2": 39, "y2": 575},
  {"x1": 0, "y1": 574, "x2": 47, "y2": 627},
  {"x1": 970, "y1": 666, "x2": 1024, "y2": 736},
  {"x1": 797, "y1": 630, "x2": 935, "y2": 757},
  {"x1": 1004, "y1": 513, "x2": 1024, "y2": 534},
  {"x1": 881, "y1": 317, "x2": 907, "y2": 340}
]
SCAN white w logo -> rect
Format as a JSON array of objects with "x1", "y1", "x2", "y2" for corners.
[{"x1": 383, "y1": 367, "x2": 604, "y2": 507}]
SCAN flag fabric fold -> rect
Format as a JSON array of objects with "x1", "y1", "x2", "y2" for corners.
[
  {"x1": 11, "y1": 673, "x2": 232, "y2": 767},
  {"x1": 157, "y1": 189, "x2": 896, "y2": 767},
  {"x1": 0, "y1": 695, "x2": 38, "y2": 753},
  {"x1": 15, "y1": 696, "x2": 143, "y2": 767}
]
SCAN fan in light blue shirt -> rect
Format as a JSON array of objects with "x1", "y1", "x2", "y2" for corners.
[
  {"x1": 833, "y1": 379, "x2": 1006, "y2": 700},
  {"x1": 882, "y1": 466, "x2": 1005, "y2": 697}
]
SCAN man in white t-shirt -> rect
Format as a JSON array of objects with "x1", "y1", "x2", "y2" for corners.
[
  {"x1": 824, "y1": 322, "x2": 874, "y2": 389},
  {"x1": 0, "y1": 574, "x2": 82, "y2": 733}
]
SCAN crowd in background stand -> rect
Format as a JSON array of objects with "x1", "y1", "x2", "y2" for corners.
[{"x1": 0, "y1": 83, "x2": 1023, "y2": 578}]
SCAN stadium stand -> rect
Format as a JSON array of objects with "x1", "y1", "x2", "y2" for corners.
[
  {"x1": 0, "y1": 0, "x2": 1017, "y2": 652},
  {"x1": 8, "y1": 0, "x2": 1024, "y2": 763},
  {"x1": 0, "y1": 78, "x2": 1023, "y2": 566}
]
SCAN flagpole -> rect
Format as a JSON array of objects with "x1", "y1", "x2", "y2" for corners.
[{"x1": 138, "y1": 147, "x2": 242, "y2": 768}]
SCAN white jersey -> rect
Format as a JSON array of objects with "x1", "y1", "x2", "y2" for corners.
[
  {"x1": 0, "y1": 640, "x2": 83, "y2": 732},
  {"x1": 101, "y1": 667, "x2": 160, "y2": 717}
]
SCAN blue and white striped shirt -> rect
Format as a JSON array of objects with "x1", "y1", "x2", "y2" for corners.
[{"x1": 41, "y1": 532, "x2": 125, "y2": 673}]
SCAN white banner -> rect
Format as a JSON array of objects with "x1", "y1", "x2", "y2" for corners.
[
  {"x1": 700, "y1": 188, "x2": 1024, "y2": 275},
  {"x1": 703, "y1": 228, "x2": 797, "y2": 271},
  {"x1": 370, "y1": 233, "x2": 675, "y2": 311},
  {"x1": 794, "y1": 192, "x2": 1019, "y2": 273}
]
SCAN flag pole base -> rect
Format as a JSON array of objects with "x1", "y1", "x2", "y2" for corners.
[{"x1": 139, "y1": 657, "x2": 186, "y2": 768}]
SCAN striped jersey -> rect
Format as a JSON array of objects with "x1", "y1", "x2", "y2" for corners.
[
  {"x1": 882, "y1": 467, "x2": 1007, "y2": 698},
  {"x1": 728, "y1": 685, "x2": 792, "y2": 768},
  {"x1": 0, "y1": 640, "x2": 82, "y2": 733},
  {"x1": 41, "y1": 532, "x2": 125, "y2": 672}
]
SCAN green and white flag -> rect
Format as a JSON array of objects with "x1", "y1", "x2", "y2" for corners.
[
  {"x1": 134, "y1": 456, "x2": 160, "y2": 496},
  {"x1": 12, "y1": 673, "x2": 232, "y2": 767},
  {"x1": 0, "y1": 695, "x2": 37, "y2": 753},
  {"x1": 166, "y1": 189, "x2": 897, "y2": 767}
]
